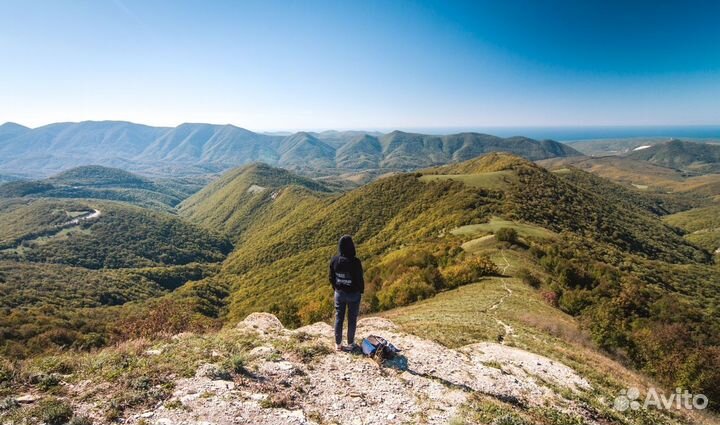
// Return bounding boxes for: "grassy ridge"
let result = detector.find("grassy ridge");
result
[179,163,332,239]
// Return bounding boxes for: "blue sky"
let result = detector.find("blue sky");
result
[0,0,718,130]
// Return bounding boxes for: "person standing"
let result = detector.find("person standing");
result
[329,235,364,351]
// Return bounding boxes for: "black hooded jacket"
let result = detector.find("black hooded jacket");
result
[329,235,364,293]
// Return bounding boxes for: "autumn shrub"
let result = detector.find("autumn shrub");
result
[113,299,217,340]
[297,296,333,325]
[540,290,559,307]
[441,255,498,289]
[376,270,436,310]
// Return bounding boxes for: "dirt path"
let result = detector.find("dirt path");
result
[489,281,515,344]
[499,249,512,275]
[489,281,513,312]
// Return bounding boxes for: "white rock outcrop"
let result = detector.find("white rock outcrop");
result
[124,314,595,425]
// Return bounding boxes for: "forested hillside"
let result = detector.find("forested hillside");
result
[0,165,201,210]
[0,199,231,268]
[0,196,232,357]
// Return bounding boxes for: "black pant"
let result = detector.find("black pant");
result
[334,290,361,345]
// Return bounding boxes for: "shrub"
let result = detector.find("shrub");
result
[0,360,14,384]
[164,399,185,410]
[113,299,217,340]
[224,354,247,374]
[260,392,294,409]
[492,414,529,425]
[540,290,559,307]
[33,356,76,375]
[69,416,94,425]
[294,341,332,363]
[495,227,518,243]
[298,298,333,325]
[376,270,435,310]
[558,289,593,316]
[516,268,541,288]
[441,255,499,289]
[37,373,61,391]
[33,398,74,425]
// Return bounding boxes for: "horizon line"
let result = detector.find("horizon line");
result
[4,120,720,134]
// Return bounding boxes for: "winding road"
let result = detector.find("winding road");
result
[1,208,102,254]
[62,209,101,226]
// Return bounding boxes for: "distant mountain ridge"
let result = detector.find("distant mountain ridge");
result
[0,121,580,177]
[626,139,720,173]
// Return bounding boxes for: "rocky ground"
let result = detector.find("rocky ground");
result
[70,312,599,425]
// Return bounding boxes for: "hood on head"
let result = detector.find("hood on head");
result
[338,235,356,258]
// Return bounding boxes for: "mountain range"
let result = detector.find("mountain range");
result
[0,121,580,177]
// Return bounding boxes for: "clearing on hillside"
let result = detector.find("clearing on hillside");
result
[418,169,516,190]
[451,217,557,240]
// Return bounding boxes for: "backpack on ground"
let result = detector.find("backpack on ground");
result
[361,335,400,364]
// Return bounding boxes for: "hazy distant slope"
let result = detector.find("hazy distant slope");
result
[627,139,720,173]
[0,122,30,142]
[538,155,720,203]
[0,121,167,175]
[277,132,336,169]
[179,163,331,239]
[51,165,149,186]
[334,134,383,169]
[538,155,686,185]
[139,123,281,164]
[0,121,581,177]
[378,131,581,168]
[0,121,165,159]
[311,130,384,148]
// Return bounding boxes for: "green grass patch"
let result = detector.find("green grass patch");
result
[451,217,556,240]
[419,170,515,190]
